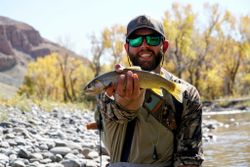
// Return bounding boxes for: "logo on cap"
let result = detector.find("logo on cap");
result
[136,16,151,26]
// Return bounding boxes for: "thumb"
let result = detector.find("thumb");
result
[115,64,125,73]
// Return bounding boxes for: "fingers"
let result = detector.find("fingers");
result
[125,71,133,97]
[132,73,140,96]
[113,68,144,111]
[116,74,126,97]
[113,64,142,99]
[116,71,140,98]
[105,64,125,97]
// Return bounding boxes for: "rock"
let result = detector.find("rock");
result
[0,25,14,55]
[30,48,51,59]
[87,151,99,159]
[85,159,97,167]
[65,142,82,152]
[43,163,64,167]
[64,153,78,160]
[29,153,43,160]
[0,153,9,163]
[0,122,13,128]
[5,133,15,139]
[53,154,63,162]
[0,141,10,148]
[81,148,90,158]
[61,159,81,167]
[50,147,72,156]
[9,153,17,162]
[0,105,110,167]
[40,158,52,164]
[17,148,30,159]
[11,159,26,167]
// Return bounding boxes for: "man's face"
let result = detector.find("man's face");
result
[125,29,165,71]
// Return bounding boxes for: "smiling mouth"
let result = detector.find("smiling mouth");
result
[139,53,153,61]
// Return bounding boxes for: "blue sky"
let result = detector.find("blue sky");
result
[1,0,249,57]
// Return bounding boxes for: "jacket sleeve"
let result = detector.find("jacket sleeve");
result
[96,93,139,124]
[173,86,204,167]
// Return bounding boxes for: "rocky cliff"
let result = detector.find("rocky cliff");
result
[0,16,47,71]
[0,16,87,95]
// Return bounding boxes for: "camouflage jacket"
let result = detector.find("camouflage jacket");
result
[95,68,204,167]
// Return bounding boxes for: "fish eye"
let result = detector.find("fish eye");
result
[86,84,90,89]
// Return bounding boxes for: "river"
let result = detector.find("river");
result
[203,110,250,167]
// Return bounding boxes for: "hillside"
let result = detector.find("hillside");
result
[0,16,89,98]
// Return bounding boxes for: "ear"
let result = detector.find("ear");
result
[162,40,169,53]
[124,43,129,53]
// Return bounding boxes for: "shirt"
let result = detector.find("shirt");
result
[95,68,204,167]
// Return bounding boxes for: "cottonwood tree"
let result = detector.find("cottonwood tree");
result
[19,53,93,102]
[102,25,127,67]
[163,3,196,79]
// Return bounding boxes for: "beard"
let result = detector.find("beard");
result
[128,49,164,71]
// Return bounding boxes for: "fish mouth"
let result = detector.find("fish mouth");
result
[84,91,98,96]
[84,86,104,96]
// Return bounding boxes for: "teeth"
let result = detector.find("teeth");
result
[140,54,151,58]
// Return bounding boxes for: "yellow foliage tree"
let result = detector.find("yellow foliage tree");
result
[18,53,94,102]
[102,24,127,67]
[163,3,196,79]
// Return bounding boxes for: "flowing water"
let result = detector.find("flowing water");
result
[203,110,250,167]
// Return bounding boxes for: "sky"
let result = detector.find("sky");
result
[1,0,249,58]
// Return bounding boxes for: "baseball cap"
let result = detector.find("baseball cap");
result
[126,15,165,39]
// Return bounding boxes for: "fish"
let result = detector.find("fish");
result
[83,67,184,103]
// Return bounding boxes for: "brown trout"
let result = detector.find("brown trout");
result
[83,67,184,103]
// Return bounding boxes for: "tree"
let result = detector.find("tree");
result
[18,53,93,102]
[237,15,250,95]
[163,3,196,79]
[162,3,250,99]
[102,25,127,67]
[88,33,106,77]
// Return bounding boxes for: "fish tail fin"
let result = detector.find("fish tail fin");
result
[168,84,184,103]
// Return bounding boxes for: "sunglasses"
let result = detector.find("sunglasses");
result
[126,34,163,47]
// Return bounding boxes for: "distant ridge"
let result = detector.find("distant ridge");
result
[0,16,89,97]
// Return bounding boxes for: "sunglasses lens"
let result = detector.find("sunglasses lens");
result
[127,34,162,47]
[129,36,143,47]
[146,36,162,46]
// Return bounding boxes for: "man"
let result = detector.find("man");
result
[96,15,204,167]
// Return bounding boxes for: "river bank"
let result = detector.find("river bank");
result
[0,105,108,167]
[0,104,249,167]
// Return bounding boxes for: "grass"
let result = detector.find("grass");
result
[0,95,96,122]
[0,109,8,122]
[213,96,250,109]
[0,82,18,99]
[0,95,94,113]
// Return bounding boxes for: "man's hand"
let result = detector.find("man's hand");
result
[106,64,145,111]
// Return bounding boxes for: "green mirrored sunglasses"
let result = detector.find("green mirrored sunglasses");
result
[126,34,163,47]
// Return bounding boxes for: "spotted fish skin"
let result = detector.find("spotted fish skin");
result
[83,68,184,103]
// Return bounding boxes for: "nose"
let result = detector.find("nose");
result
[140,38,149,48]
